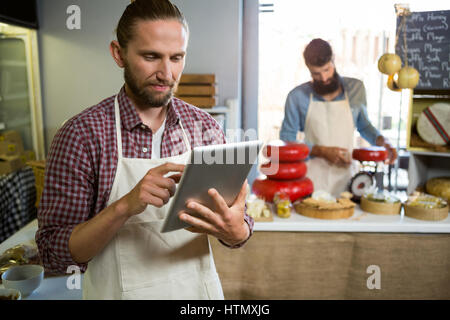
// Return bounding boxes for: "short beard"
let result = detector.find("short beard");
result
[312,70,340,95]
[124,63,174,108]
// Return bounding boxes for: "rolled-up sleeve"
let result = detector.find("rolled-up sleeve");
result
[218,204,254,249]
[35,121,95,274]
[280,91,301,142]
[280,89,315,157]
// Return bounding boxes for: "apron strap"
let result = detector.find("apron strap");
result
[178,120,192,152]
[114,96,123,161]
[343,90,349,102]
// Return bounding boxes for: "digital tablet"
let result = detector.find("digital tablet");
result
[161,140,263,233]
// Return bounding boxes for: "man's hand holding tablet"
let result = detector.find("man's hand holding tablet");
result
[179,179,250,247]
[160,140,262,242]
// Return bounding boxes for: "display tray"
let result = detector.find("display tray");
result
[253,214,274,222]
[360,197,401,215]
[252,205,450,233]
[294,203,354,220]
[409,132,450,153]
[404,204,449,221]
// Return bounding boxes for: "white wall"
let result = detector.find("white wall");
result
[173,0,243,108]
[37,0,243,152]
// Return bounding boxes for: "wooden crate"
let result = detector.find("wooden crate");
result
[406,92,450,154]
[180,74,216,84]
[178,96,218,107]
[176,85,216,96]
[175,74,218,108]
[27,160,46,207]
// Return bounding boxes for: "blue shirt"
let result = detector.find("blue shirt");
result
[280,76,380,153]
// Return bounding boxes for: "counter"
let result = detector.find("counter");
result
[1,206,449,300]
[255,206,450,233]
[210,205,450,299]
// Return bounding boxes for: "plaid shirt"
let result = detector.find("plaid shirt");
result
[36,86,254,274]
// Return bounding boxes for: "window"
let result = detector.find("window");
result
[258,0,449,190]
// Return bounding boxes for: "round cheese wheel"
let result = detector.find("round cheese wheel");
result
[251,176,314,202]
[352,147,388,162]
[259,161,307,180]
[263,140,310,162]
[426,177,450,202]
[417,103,450,146]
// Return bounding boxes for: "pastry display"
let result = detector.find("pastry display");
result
[360,191,402,215]
[0,244,41,283]
[294,190,356,220]
[404,193,448,221]
[426,177,450,202]
[246,198,273,222]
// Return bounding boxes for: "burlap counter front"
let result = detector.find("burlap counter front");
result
[210,232,450,299]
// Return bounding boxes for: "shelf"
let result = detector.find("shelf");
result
[0,92,29,102]
[408,150,450,158]
[200,106,229,114]
[1,117,31,129]
[408,152,450,194]
[254,206,450,233]
[406,95,450,155]
[0,60,27,67]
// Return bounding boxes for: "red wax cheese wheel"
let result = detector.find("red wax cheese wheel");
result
[260,161,307,180]
[252,177,314,202]
[263,140,309,162]
[352,147,388,162]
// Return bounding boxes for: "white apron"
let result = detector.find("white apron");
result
[82,95,224,300]
[304,92,355,197]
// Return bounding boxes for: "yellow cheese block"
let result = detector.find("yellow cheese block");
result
[426,177,450,202]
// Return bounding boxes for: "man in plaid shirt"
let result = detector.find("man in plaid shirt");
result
[36,0,253,299]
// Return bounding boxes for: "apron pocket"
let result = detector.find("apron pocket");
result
[116,220,213,295]
[121,275,212,300]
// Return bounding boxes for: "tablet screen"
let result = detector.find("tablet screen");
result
[161,140,262,233]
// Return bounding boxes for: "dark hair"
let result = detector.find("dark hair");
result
[303,38,333,67]
[116,0,189,48]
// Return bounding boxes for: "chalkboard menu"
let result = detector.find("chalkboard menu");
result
[395,10,450,91]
